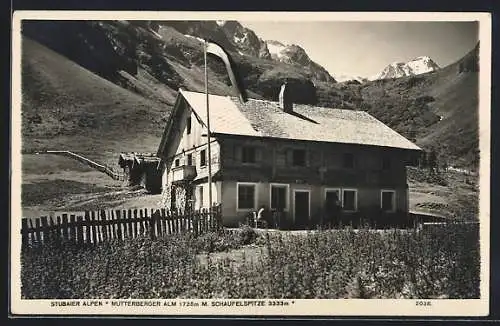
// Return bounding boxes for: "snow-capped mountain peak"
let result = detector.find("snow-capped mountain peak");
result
[371,56,440,80]
[215,20,226,27]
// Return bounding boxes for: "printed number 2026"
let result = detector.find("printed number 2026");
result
[416,301,431,306]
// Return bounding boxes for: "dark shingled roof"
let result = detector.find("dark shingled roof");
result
[118,152,161,167]
[180,89,421,151]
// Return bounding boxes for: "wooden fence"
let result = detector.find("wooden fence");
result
[21,206,222,247]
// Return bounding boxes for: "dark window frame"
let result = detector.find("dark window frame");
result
[187,153,193,166]
[343,153,355,169]
[270,184,288,211]
[382,156,391,170]
[200,149,207,167]
[342,189,357,212]
[242,146,257,164]
[174,158,180,167]
[381,190,396,212]
[237,183,256,210]
[292,149,307,167]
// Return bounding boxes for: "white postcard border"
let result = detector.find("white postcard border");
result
[10,10,492,317]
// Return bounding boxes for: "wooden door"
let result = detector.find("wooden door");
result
[294,191,310,229]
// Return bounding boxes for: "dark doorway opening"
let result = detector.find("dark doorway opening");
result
[294,191,310,229]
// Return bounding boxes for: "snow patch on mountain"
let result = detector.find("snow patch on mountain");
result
[406,56,438,75]
[333,73,368,83]
[216,20,226,27]
[233,32,248,44]
[265,40,288,60]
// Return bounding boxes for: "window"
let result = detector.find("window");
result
[198,186,204,209]
[292,149,307,167]
[343,153,355,169]
[342,189,357,211]
[174,158,180,167]
[382,156,391,170]
[200,149,207,166]
[187,153,193,166]
[186,117,192,135]
[270,184,288,211]
[325,188,341,210]
[237,183,256,210]
[381,190,396,212]
[242,146,256,163]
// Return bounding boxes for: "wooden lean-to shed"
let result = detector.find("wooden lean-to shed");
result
[118,152,164,194]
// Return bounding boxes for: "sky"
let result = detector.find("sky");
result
[240,21,478,78]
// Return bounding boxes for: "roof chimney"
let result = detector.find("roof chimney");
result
[279,81,293,113]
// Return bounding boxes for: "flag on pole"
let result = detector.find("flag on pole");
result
[205,40,248,103]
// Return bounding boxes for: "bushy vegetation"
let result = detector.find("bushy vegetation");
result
[407,167,449,187]
[22,224,480,299]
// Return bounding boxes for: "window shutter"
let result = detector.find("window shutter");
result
[235,145,242,162]
[255,147,263,162]
[285,149,293,166]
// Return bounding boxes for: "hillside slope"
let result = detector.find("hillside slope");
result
[21,37,169,160]
[358,44,479,167]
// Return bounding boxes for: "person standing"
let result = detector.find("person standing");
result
[257,205,269,228]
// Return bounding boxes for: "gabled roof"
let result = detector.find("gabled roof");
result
[118,152,161,167]
[178,89,422,151]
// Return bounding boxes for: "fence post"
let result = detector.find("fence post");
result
[49,215,57,243]
[69,215,77,242]
[90,211,97,244]
[179,210,187,233]
[100,210,108,241]
[21,218,29,248]
[62,214,69,242]
[166,209,172,235]
[84,211,91,244]
[150,209,157,240]
[40,216,49,244]
[122,209,128,239]
[33,218,41,244]
[171,209,176,234]
[110,210,116,239]
[144,209,150,237]
[193,211,199,236]
[56,215,62,241]
[133,209,138,238]
[127,209,133,239]
[176,208,182,234]
[160,208,166,237]
[139,209,144,236]
[76,216,84,244]
[115,210,122,241]
[122,209,127,240]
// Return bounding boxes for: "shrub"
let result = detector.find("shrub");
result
[237,224,258,246]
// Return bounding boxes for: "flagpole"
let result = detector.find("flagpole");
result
[204,40,213,217]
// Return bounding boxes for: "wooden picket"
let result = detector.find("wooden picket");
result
[20,205,222,247]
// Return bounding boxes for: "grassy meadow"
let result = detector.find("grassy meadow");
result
[21,225,480,299]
